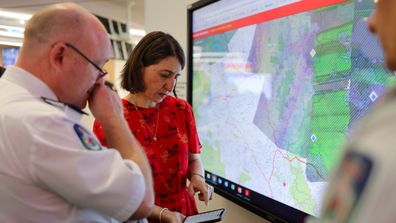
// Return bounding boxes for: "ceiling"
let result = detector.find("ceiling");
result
[0,0,145,46]
[0,0,145,28]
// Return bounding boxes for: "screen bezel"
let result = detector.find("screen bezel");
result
[187,1,311,222]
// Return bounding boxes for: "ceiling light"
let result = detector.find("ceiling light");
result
[0,40,22,47]
[0,25,24,33]
[129,28,146,36]
[0,30,23,38]
[0,10,31,21]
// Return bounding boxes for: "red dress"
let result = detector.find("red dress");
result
[93,96,202,221]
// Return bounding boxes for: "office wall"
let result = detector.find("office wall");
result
[145,1,268,222]
[144,0,193,100]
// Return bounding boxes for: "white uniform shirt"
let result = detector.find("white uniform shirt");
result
[307,89,396,223]
[0,66,146,223]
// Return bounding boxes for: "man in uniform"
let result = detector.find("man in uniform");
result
[0,2,154,222]
[308,0,396,222]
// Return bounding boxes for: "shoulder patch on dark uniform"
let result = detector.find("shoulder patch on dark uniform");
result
[321,150,373,222]
[73,124,102,151]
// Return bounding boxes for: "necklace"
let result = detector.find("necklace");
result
[133,103,160,142]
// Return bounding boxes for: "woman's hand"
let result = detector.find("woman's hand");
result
[162,210,185,223]
[187,174,214,205]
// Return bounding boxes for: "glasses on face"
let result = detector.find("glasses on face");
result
[65,43,108,79]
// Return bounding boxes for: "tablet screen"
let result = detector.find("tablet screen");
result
[183,208,225,223]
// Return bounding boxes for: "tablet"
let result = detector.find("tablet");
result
[183,208,225,223]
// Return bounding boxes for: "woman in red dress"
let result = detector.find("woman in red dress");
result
[93,31,213,223]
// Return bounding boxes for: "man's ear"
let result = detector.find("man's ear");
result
[49,43,67,72]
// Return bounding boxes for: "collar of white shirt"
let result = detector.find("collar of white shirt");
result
[3,65,57,100]
[2,65,85,120]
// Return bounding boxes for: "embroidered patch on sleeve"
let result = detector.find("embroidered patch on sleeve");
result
[73,124,102,151]
[321,150,373,223]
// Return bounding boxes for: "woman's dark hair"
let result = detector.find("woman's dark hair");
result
[120,31,185,96]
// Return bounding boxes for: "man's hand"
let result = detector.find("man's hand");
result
[88,79,123,124]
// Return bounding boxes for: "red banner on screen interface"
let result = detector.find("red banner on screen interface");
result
[193,0,348,40]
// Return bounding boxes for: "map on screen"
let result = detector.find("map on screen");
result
[191,0,396,217]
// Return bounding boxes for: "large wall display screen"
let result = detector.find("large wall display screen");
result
[188,0,395,222]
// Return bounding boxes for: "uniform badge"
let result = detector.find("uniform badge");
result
[321,150,373,222]
[73,124,102,151]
